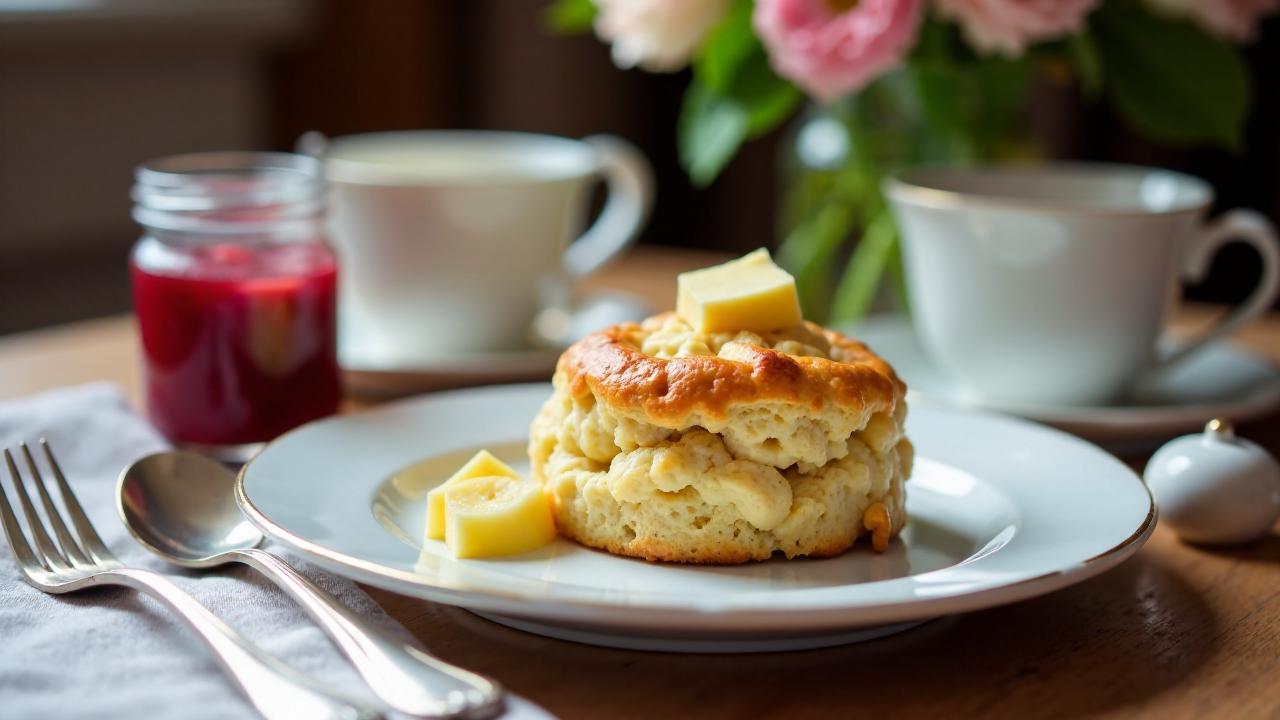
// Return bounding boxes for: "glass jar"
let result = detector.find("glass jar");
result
[130,152,342,459]
[775,83,928,325]
[776,70,1040,324]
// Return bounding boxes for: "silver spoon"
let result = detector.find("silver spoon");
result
[117,450,504,720]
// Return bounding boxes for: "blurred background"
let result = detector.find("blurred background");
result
[2,0,1277,334]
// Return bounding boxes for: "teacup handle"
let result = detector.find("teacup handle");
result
[1157,210,1280,368]
[563,135,655,278]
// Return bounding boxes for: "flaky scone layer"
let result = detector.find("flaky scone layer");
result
[529,385,910,563]
[529,315,912,564]
[553,313,906,469]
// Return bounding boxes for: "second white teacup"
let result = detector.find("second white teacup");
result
[886,163,1280,407]
[317,130,653,362]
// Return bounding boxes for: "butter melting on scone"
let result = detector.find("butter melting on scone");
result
[528,250,912,564]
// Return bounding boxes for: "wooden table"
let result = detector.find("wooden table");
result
[2,246,1278,719]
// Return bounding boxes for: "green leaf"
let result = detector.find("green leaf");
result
[1094,0,1249,151]
[734,52,802,137]
[910,67,969,135]
[680,42,799,186]
[680,0,800,186]
[695,0,801,130]
[909,17,970,69]
[542,0,596,34]
[909,56,1033,159]
[1066,30,1103,98]
[678,80,750,187]
[776,202,856,322]
[829,212,898,323]
[974,59,1034,123]
[695,0,755,92]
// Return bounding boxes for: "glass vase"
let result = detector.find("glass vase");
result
[776,69,1039,326]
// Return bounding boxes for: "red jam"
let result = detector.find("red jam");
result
[131,238,342,446]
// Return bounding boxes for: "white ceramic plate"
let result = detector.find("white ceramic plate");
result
[849,315,1280,449]
[237,383,1155,653]
[341,292,650,398]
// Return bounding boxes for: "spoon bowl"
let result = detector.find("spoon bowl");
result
[116,449,506,718]
[118,451,264,567]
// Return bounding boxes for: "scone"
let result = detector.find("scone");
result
[528,312,912,564]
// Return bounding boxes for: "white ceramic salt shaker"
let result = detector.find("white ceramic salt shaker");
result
[1144,419,1280,545]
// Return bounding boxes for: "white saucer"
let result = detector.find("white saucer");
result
[848,315,1280,448]
[238,383,1154,653]
[340,291,651,398]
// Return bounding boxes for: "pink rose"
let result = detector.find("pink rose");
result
[594,0,731,72]
[1146,0,1278,42]
[754,0,925,103]
[935,0,1099,56]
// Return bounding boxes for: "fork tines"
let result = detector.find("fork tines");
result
[0,440,115,583]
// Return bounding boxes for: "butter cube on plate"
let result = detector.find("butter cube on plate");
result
[425,449,519,540]
[676,248,802,333]
[444,475,556,559]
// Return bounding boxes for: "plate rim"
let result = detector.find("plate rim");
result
[236,383,1156,630]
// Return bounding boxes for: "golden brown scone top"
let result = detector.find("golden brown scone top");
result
[555,312,906,426]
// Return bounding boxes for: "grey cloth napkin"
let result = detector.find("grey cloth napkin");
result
[0,383,550,720]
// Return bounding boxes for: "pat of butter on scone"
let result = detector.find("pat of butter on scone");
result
[444,475,556,559]
[425,449,519,541]
[676,248,802,334]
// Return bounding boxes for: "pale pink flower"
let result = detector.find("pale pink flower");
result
[935,0,1099,56]
[754,0,925,103]
[1146,0,1278,42]
[594,0,731,72]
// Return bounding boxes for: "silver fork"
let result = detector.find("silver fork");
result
[0,440,381,720]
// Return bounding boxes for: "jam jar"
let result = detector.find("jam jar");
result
[130,152,342,459]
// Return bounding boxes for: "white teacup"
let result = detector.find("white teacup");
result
[314,130,653,361]
[886,163,1280,406]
